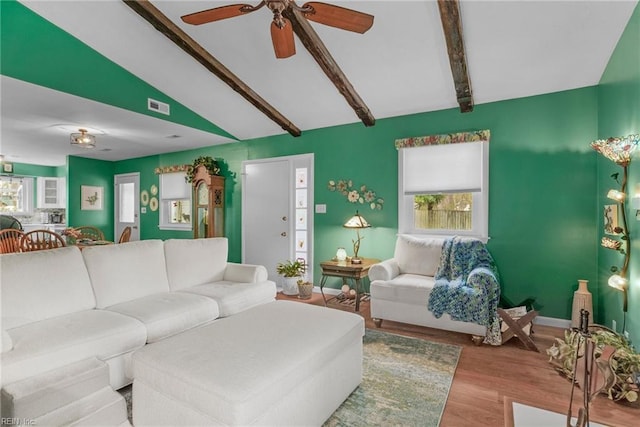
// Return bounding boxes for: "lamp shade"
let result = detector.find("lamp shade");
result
[591,134,639,166]
[343,211,370,229]
[70,129,96,148]
[607,189,626,202]
[608,274,628,291]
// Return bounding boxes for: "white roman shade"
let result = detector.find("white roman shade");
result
[401,141,485,195]
[160,172,190,199]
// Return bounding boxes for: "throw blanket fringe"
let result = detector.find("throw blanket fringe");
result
[427,237,502,345]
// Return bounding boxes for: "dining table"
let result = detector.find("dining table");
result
[74,239,114,250]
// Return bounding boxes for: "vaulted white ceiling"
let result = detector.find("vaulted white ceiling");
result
[2,0,637,166]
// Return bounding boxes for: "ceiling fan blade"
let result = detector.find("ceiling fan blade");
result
[302,2,373,34]
[271,20,295,59]
[181,4,254,25]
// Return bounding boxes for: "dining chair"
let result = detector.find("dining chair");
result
[118,226,132,244]
[21,229,66,252]
[0,229,24,254]
[74,226,105,241]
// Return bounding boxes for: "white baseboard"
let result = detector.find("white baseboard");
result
[307,290,573,330]
[533,316,571,329]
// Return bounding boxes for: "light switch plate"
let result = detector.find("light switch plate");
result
[315,204,327,213]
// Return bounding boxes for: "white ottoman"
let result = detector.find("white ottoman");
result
[132,301,364,426]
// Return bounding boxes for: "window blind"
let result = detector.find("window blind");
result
[402,141,484,194]
[160,172,190,199]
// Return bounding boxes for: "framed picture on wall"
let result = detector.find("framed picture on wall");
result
[81,185,104,210]
[604,204,619,234]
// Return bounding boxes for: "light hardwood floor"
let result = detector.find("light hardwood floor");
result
[277,292,639,426]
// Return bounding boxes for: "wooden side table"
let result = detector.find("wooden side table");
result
[319,258,379,312]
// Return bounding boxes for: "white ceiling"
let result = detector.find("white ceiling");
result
[1,0,637,166]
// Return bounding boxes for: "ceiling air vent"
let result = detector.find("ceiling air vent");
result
[148,98,170,116]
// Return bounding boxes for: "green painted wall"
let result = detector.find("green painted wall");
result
[0,0,235,140]
[110,86,599,321]
[66,156,115,240]
[114,145,249,258]
[9,162,57,178]
[597,3,640,344]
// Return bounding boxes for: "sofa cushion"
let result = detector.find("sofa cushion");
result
[180,281,277,317]
[0,247,96,329]
[370,273,436,305]
[164,238,229,291]
[2,330,12,353]
[1,357,109,420]
[394,235,444,276]
[223,263,269,283]
[106,293,220,343]
[82,240,170,308]
[1,310,146,387]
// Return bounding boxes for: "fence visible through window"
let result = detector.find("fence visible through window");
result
[414,209,471,230]
[413,193,472,231]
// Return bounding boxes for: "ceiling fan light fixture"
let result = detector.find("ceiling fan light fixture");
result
[70,128,96,149]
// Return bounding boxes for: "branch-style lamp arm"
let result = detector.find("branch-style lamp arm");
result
[619,165,630,277]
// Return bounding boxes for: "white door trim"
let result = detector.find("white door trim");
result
[114,172,140,241]
[241,154,314,281]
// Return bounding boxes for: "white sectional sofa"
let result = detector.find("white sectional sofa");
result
[369,234,487,339]
[0,238,276,390]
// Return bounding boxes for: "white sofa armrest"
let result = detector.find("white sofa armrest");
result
[223,263,269,283]
[369,259,400,282]
[2,329,13,353]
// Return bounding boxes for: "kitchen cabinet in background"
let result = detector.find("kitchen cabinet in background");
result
[37,177,66,209]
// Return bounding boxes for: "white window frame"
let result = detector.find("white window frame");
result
[0,176,34,216]
[159,171,192,231]
[398,141,489,241]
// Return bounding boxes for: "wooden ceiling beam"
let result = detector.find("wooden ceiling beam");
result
[283,7,375,127]
[123,0,301,137]
[437,0,474,113]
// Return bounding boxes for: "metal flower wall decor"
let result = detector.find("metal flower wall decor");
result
[328,179,384,210]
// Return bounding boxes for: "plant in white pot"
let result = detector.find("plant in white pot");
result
[276,259,307,296]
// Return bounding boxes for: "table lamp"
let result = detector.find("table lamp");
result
[343,211,370,264]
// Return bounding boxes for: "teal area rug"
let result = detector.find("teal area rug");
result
[324,329,461,427]
[120,329,461,426]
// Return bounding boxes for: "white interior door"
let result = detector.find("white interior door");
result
[114,173,140,241]
[242,155,314,286]
[242,160,290,284]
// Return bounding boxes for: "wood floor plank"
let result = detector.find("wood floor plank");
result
[277,293,639,426]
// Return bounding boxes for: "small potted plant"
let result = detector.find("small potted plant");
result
[276,259,307,295]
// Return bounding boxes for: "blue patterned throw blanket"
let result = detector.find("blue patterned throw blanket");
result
[427,236,502,345]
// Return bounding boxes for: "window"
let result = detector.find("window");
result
[159,172,191,230]
[0,176,34,215]
[398,140,489,240]
[118,182,135,224]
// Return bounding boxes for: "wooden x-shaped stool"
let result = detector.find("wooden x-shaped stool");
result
[498,308,539,352]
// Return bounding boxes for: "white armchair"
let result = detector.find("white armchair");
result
[369,235,486,340]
